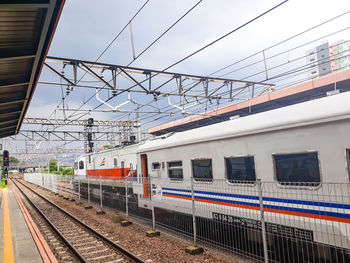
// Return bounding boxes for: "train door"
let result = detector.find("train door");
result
[141,154,149,198]
[93,157,96,178]
[121,161,125,178]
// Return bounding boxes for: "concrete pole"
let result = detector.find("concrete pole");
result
[136,111,141,142]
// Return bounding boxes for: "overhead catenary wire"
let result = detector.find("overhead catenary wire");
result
[64,0,288,125]
[62,0,204,120]
[117,15,350,126]
[34,0,204,150]
[29,0,151,151]
[110,7,350,126]
[137,44,350,128]
[50,26,350,146]
[47,0,151,120]
[33,2,350,151]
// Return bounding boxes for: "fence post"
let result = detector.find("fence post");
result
[61,175,63,195]
[51,174,53,192]
[99,175,103,209]
[78,178,81,202]
[58,175,61,195]
[88,177,91,204]
[150,176,155,230]
[257,179,269,263]
[125,177,129,220]
[190,177,197,246]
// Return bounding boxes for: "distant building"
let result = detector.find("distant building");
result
[330,40,350,72]
[306,40,350,78]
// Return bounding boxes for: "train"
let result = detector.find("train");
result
[74,91,350,262]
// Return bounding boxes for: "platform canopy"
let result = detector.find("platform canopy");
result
[0,0,65,138]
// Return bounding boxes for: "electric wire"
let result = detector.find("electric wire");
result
[63,0,288,127]
[61,0,204,120]
[28,3,350,151]
[130,9,350,122]
[47,0,151,120]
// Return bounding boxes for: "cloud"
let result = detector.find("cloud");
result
[8,0,350,154]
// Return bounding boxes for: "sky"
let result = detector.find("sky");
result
[4,0,350,161]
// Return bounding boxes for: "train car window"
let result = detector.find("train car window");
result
[225,156,256,183]
[114,158,118,168]
[89,155,91,164]
[79,160,84,170]
[192,159,213,181]
[74,162,78,170]
[167,161,183,180]
[273,152,320,186]
[152,162,160,171]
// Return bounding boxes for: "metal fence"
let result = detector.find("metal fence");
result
[24,173,350,263]
[23,172,74,197]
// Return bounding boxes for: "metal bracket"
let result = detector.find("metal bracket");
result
[168,96,197,114]
[96,89,136,111]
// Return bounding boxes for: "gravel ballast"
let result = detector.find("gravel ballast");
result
[20,179,254,263]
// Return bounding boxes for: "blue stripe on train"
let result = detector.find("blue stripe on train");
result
[162,191,350,220]
[158,187,350,210]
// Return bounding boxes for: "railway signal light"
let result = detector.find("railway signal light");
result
[88,142,94,152]
[2,150,9,187]
[3,150,9,166]
[87,118,94,126]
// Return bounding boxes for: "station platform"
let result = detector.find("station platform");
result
[0,184,56,263]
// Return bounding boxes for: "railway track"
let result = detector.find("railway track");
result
[12,179,145,263]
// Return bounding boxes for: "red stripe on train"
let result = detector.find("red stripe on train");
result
[86,168,136,179]
[163,194,350,224]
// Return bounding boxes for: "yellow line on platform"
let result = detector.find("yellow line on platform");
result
[3,189,14,263]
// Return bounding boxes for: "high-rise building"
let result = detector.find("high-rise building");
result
[330,40,350,72]
[305,40,350,78]
[305,42,332,79]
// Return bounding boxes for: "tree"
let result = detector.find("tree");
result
[103,145,114,149]
[0,154,20,166]
[63,168,73,175]
[9,156,19,166]
[49,159,58,172]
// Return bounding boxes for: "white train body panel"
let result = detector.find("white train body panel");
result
[137,91,350,248]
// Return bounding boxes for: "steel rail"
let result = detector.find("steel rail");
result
[13,179,146,263]
[11,179,87,263]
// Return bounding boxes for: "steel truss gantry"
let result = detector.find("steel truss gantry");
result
[17,118,139,144]
[13,130,127,142]
[10,148,83,155]
[42,56,274,103]
[23,117,137,128]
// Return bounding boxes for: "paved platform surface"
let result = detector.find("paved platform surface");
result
[0,186,43,263]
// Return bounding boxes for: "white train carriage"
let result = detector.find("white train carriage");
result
[135,91,350,259]
[74,143,138,181]
[73,143,140,209]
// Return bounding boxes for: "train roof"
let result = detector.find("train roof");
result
[138,91,350,153]
[77,142,140,159]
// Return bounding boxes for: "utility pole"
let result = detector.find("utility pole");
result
[136,111,141,142]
